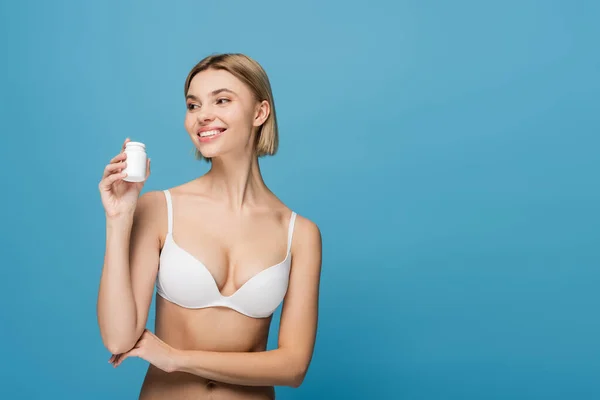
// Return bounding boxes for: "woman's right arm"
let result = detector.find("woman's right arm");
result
[96,139,159,354]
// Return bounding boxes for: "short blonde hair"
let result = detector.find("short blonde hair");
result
[184,53,279,162]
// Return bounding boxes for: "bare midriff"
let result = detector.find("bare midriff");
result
[138,296,276,400]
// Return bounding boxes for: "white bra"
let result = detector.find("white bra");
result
[156,190,296,318]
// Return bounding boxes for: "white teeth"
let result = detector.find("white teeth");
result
[199,129,223,137]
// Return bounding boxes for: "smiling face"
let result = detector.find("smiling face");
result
[184,68,270,161]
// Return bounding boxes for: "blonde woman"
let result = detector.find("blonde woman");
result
[97,53,322,399]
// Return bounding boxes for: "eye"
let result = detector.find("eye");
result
[187,103,199,110]
[216,98,230,105]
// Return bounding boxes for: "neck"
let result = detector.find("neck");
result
[204,152,267,212]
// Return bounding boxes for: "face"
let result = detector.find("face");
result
[184,68,269,160]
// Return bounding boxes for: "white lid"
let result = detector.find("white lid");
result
[126,141,146,149]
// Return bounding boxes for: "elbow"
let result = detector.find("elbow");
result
[104,341,133,354]
[101,335,137,355]
[288,364,308,388]
[105,341,133,355]
[283,351,310,388]
[98,322,140,354]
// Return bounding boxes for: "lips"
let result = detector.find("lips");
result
[197,126,226,135]
[197,127,226,142]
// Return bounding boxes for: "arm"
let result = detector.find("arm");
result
[173,216,322,387]
[97,191,162,354]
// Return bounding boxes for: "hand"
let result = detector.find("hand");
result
[109,329,179,373]
[98,138,151,219]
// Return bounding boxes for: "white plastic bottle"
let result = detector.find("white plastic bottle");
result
[122,142,147,182]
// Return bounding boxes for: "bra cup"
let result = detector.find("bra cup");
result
[156,234,292,318]
[157,237,222,306]
[228,259,292,318]
[156,190,296,318]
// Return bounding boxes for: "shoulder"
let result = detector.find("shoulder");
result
[137,190,167,213]
[137,184,192,210]
[293,214,321,239]
[291,213,322,255]
[288,214,322,282]
[133,190,169,232]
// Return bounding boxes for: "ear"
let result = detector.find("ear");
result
[252,100,270,127]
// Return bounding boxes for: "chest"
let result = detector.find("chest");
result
[167,211,290,294]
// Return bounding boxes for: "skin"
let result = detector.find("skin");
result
[97,68,322,399]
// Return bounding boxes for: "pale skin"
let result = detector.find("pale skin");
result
[97,68,322,399]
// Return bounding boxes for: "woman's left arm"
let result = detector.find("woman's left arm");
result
[111,217,322,388]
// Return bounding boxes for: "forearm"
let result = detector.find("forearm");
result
[97,215,139,353]
[173,348,306,388]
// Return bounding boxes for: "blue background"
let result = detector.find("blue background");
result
[1,1,598,398]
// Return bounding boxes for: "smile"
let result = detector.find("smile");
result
[198,128,226,142]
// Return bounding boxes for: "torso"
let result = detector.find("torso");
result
[139,180,293,399]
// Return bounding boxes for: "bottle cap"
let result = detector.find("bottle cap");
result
[126,141,146,149]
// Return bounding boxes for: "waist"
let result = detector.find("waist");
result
[140,366,276,400]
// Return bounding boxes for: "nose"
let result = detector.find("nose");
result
[197,105,215,124]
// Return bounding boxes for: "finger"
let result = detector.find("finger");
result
[102,161,127,179]
[108,354,116,363]
[121,138,130,153]
[99,171,127,191]
[115,349,140,367]
[100,170,127,189]
[113,353,123,367]
[115,353,125,366]
[145,158,151,179]
[101,153,127,181]
[109,152,127,164]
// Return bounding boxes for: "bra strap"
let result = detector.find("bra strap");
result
[286,211,297,255]
[163,190,173,234]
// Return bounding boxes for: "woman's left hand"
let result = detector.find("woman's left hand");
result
[109,329,179,373]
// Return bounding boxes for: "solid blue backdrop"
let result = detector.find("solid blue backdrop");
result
[0,1,598,399]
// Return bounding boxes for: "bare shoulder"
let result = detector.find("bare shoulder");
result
[291,214,322,257]
[293,214,321,239]
[133,190,169,241]
[136,190,167,216]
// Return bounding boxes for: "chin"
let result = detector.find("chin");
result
[195,146,226,159]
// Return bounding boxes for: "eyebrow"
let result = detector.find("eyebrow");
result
[186,88,237,101]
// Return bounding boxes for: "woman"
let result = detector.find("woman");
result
[97,53,322,399]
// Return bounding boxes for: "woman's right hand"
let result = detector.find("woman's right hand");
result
[99,138,151,219]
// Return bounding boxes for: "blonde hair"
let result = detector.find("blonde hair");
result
[184,53,279,162]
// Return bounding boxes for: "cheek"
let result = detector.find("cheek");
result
[224,106,253,127]
[220,107,237,122]
[184,114,195,132]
